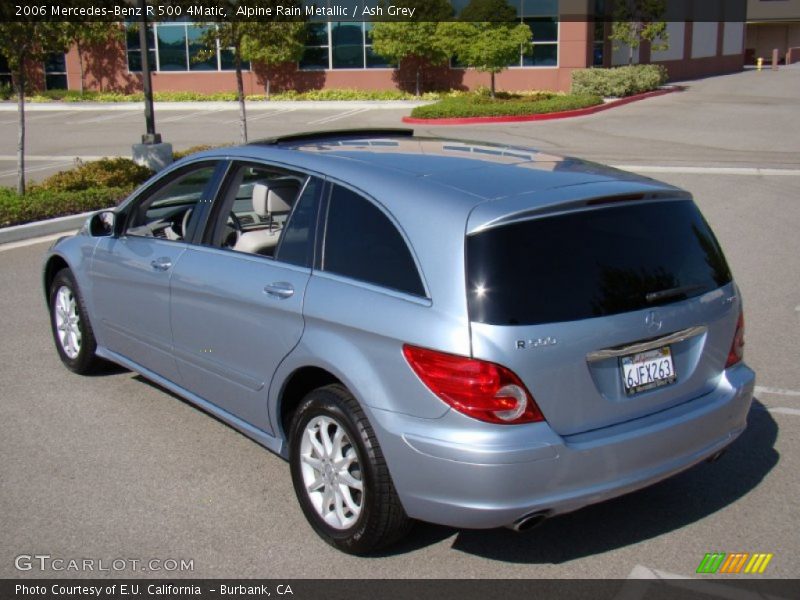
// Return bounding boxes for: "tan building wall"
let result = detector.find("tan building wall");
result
[746,0,800,62]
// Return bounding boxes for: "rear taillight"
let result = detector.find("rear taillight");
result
[402,345,544,425]
[725,311,745,368]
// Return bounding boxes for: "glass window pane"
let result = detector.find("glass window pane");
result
[188,25,216,71]
[523,43,558,66]
[522,0,558,16]
[525,17,558,42]
[219,48,249,71]
[366,47,391,68]
[305,22,329,45]
[300,47,328,70]
[331,22,364,69]
[44,53,66,74]
[276,178,320,268]
[126,23,154,51]
[324,185,425,296]
[127,49,157,73]
[467,201,732,325]
[127,166,218,239]
[157,24,188,71]
[45,74,67,90]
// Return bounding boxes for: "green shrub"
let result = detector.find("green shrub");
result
[0,83,14,100]
[0,186,130,227]
[36,158,152,192]
[571,64,668,98]
[410,92,601,119]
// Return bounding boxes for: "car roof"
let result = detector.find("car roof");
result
[186,130,685,231]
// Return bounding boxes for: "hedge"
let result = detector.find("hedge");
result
[571,64,668,98]
[23,88,443,103]
[0,187,130,228]
[36,158,152,192]
[409,92,602,119]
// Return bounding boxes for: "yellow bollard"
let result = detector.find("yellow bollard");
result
[757,57,763,71]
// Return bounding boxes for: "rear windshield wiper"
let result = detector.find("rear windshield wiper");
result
[645,284,706,304]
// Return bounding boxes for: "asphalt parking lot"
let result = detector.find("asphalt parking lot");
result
[1,66,798,580]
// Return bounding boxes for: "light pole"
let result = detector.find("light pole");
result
[132,0,172,170]
[139,0,159,144]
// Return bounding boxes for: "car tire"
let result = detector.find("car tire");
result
[49,268,102,375]
[289,384,412,554]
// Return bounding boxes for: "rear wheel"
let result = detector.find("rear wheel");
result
[49,268,102,374]
[289,384,412,554]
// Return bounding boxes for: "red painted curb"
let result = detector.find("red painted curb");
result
[401,87,680,125]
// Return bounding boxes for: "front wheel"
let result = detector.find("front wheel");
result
[49,268,102,374]
[289,384,412,554]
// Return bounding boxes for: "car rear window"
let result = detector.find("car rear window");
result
[467,200,732,325]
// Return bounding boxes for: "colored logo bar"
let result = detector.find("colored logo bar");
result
[696,553,774,574]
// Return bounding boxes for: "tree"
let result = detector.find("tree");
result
[240,20,306,100]
[370,0,454,96]
[0,22,70,195]
[64,22,124,93]
[195,22,251,143]
[439,0,532,97]
[609,0,669,65]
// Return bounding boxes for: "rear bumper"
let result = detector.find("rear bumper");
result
[369,364,754,529]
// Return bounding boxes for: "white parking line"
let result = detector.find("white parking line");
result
[307,107,370,125]
[767,407,800,416]
[247,107,298,123]
[0,160,73,177]
[223,107,296,124]
[0,154,107,162]
[0,232,70,252]
[613,165,800,177]
[69,111,139,125]
[161,107,227,123]
[620,565,791,600]
[755,386,800,397]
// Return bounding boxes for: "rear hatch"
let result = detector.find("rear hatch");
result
[467,196,740,436]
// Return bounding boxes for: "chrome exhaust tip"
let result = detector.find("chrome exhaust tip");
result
[509,511,549,533]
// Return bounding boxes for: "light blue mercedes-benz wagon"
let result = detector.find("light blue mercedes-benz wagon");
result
[44,130,754,554]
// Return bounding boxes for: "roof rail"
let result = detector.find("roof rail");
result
[249,128,415,146]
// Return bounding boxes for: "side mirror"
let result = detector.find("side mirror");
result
[89,211,116,237]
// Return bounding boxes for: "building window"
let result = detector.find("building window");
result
[299,22,330,70]
[300,21,391,70]
[518,0,559,67]
[126,22,249,72]
[44,53,68,90]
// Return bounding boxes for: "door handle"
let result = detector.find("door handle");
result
[150,258,172,271]
[264,282,294,299]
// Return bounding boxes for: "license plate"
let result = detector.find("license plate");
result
[620,346,676,395]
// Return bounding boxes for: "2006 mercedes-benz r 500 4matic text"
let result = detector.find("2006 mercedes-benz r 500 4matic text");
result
[44,130,754,554]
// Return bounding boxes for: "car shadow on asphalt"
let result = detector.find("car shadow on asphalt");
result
[381,399,779,560]
[127,371,779,562]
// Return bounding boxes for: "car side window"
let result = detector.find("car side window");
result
[323,185,425,297]
[211,163,306,258]
[125,165,217,242]
[274,178,321,268]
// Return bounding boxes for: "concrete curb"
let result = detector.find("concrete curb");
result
[402,87,681,125]
[0,211,93,245]
[0,100,431,112]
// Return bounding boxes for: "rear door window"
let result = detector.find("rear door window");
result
[467,199,732,325]
[323,185,425,297]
